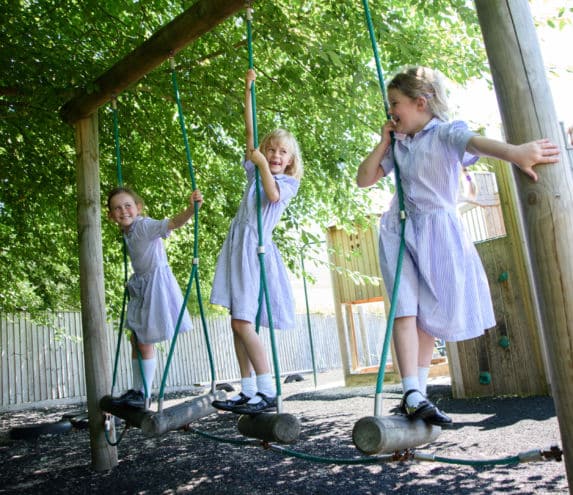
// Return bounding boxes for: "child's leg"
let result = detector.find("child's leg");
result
[231,319,271,375]
[417,328,435,395]
[132,336,156,398]
[393,316,426,409]
[393,316,419,378]
[232,333,257,398]
[230,319,276,412]
[111,335,152,408]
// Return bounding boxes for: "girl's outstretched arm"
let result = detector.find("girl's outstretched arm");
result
[168,189,203,231]
[466,136,560,182]
[244,69,256,159]
[356,121,393,188]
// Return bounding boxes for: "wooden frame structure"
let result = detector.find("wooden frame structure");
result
[62,0,573,485]
[63,0,247,471]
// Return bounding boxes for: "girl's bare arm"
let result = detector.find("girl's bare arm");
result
[466,136,559,181]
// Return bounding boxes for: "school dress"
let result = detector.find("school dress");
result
[124,216,193,344]
[378,118,496,342]
[210,159,300,330]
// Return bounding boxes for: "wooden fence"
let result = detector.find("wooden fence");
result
[0,311,385,411]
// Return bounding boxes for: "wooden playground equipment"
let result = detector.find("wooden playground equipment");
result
[448,166,550,398]
[61,0,573,484]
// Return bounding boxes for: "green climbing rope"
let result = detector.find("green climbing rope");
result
[300,240,324,389]
[245,5,284,405]
[361,0,407,415]
[157,56,218,408]
[109,98,149,400]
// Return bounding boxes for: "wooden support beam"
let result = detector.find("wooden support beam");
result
[352,416,441,455]
[60,0,247,124]
[237,413,301,444]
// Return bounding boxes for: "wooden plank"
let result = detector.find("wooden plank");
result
[14,315,22,405]
[23,317,33,403]
[2,315,12,405]
[345,304,359,370]
[60,0,247,124]
[0,315,6,405]
[71,313,83,398]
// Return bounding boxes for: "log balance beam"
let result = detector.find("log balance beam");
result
[238,412,301,444]
[100,390,227,437]
[353,415,441,455]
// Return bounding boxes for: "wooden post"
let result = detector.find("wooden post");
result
[75,113,118,471]
[475,0,573,485]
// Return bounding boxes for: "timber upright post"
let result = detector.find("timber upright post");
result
[75,113,118,470]
[62,0,249,470]
[475,0,573,486]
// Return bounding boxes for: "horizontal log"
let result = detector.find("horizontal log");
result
[237,412,301,444]
[100,390,226,436]
[140,390,226,437]
[100,395,154,428]
[352,415,441,455]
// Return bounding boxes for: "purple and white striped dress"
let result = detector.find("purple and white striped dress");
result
[210,159,300,330]
[124,216,193,344]
[379,118,495,342]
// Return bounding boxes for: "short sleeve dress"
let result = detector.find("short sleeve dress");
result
[210,159,300,330]
[378,118,495,342]
[124,216,193,344]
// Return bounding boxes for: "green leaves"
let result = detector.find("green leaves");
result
[1,0,494,313]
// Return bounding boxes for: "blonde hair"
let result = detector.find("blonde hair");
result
[259,129,304,180]
[107,186,144,211]
[388,66,450,121]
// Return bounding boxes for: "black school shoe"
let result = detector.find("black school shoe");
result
[212,392,251,412]
[232,392,277,415]
[424,406,453,427]
[110,389,145,408]
[400,389,437,420]
[399,389,453,427]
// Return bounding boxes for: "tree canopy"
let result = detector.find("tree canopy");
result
[1,0,494,315]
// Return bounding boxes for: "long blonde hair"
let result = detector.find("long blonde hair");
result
[388,66,450,122]
[259,129,304,180]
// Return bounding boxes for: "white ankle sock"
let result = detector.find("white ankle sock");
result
[255,373,276,398]
[140,358,156,398]
[418,367,430,396]
[131,359,143,391]
[402,376,424,407]
[238,374,256,399]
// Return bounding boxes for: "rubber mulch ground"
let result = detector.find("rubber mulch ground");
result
[0,371,568,494]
